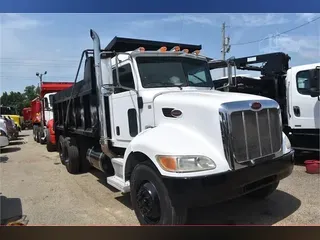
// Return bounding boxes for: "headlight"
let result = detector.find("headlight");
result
[283,133,291,151]
[156,155,216,172]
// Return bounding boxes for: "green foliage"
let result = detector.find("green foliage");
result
[0,85,40,115]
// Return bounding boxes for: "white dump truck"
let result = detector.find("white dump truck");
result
[53,30,294,225]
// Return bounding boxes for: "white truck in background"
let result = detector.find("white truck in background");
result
[210,53,320,154]
[52,30,294,225]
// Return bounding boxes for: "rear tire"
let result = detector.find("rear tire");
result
[130,162,187,225]
[246,181,279,199]
[65,138,80,174]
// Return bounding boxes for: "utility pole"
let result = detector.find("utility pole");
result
[35,71,47,139]
[221,22,231,77]
[36,71,47,94]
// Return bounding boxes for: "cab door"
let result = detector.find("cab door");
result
[288,66,320,129]
[110,62,140,148]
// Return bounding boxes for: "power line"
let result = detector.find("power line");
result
[231,15,320,46]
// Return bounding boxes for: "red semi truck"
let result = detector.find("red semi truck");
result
[32,82,73,151]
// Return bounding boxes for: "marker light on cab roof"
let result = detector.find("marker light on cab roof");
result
[135,47,145,52]
[158,46,167,52]
[193,50,200,55]
[183,49,189,53]
[171,46,180,52]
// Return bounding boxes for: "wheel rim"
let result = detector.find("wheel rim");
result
[136,181,161,224]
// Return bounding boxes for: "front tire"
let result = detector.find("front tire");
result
[246,181,279,199]
[130,162,187,225]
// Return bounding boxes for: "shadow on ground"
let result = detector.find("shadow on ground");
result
[17,134,29,138]
[0,155,9,163]
[0,195,26,225]
[186,190,301,225]
[294,151,320,166]
[9,141,25,146]
[0,147,21,154]
[89,168,119,193]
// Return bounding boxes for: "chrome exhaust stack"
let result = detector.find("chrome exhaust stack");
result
[90,29,115,159]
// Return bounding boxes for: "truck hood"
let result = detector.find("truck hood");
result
[152,89,275,153]
[153,89,271,112]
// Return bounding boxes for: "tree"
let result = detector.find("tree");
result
[0,85,40,115]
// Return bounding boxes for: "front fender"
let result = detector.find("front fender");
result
[123,123,231,178]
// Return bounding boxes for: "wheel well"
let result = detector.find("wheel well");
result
[124,152,158,181]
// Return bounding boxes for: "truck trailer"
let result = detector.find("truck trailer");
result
[53,30,294,225]
[209,53,320,154]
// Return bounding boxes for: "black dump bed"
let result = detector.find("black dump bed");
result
[53,56,100,138]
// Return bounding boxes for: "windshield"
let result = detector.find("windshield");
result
[136,56,213,88]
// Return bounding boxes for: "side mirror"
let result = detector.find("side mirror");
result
[309,67,320,98]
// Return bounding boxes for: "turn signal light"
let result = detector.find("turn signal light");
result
[158,156,177,171]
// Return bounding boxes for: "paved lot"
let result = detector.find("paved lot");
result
[1,130,319,225]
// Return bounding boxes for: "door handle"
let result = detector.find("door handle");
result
[293,106,300,117]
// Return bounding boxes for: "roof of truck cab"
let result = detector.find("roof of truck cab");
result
[104,36,202,52]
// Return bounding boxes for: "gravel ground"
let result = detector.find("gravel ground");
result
[0,130,319,225]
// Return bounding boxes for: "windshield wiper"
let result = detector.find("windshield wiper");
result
[146,82,184,90]
[189,73,206,83]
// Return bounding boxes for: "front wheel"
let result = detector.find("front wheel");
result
[130,162,187,225]
[46,131,56,152]
[246,181,279,199]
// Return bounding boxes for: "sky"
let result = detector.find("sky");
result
[0,13,320,94]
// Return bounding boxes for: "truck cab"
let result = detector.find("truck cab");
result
[43,92,55,126]
[286,63,320,152]
[53,30,294,225]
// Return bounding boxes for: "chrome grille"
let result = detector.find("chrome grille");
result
[219,100,282,166]
[230,108,281,162]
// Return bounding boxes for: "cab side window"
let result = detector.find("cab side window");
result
[296,70,311,95]
[112,64,135,94]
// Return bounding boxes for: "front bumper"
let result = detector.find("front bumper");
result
[162,150,294,208]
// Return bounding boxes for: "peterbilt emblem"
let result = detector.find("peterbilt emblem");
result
[251,102,262,110]
[171,109,182,118]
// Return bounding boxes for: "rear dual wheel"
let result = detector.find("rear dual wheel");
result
[58,136,80,174]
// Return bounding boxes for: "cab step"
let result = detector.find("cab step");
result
[106,176,130,193]
[106,157,130,193]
